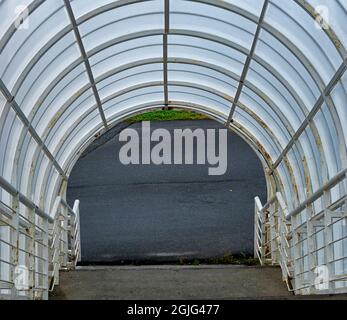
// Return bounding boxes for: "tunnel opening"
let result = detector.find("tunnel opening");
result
[67,108,267,265]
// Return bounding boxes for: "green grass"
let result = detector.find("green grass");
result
[178,253,259,266]
[125,110,210,124]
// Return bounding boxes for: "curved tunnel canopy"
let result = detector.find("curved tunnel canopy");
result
[0,0,346,216]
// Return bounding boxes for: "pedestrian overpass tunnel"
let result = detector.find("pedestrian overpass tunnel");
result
[0,0,346,298]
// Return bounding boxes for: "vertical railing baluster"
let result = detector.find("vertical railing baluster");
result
[61,204,68,268]
[306,204,316,294]
[27,206,35,299]
[323,190,334,293]
[292,218,302,294]
[10,194,19,298]
[42,217,49,300]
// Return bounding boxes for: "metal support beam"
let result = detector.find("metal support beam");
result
[163,0,170,109]
[225,0,269,126]
[0,79,68,181]
[271,57,347,172]
[63,0,108,128]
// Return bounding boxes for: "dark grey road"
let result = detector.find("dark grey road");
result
[67,120,266,262]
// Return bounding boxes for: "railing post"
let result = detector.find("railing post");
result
[276,192,293,288]
[60,204,68,268]
[49,196,62,289]
[261,209,267,265]
[292,217,302,294]
[323,190,334,293]
[306,204,316,295]
[27,206,35,299]
[73,199,81,264]
[254,197,265,265]
[254,200,258,260]
[42,217,49,300]
[10,193,20,298]
[269,202,277,264]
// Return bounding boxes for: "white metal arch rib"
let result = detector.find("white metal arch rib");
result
[48,101,285,214]
[24,63,306,209]
[35,79,305,212]
[10,50,328,210]
[9,27,327,198]
[0,0,345,214]
[3,6,340,192]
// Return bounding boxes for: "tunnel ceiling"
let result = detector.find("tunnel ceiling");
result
[0,0,346,213]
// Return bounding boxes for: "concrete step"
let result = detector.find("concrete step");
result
[50,265,293,300]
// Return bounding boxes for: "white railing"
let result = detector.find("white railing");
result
[48,197,81,291]
[254,192,293,290]
[0,176,80,300]
[255,168,347,295]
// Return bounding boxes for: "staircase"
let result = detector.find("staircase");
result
[50,265,292,300]
[254,169,347,295]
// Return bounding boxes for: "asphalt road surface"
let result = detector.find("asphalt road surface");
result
[67,120,266,263]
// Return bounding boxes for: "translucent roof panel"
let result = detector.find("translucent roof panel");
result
[97,63,164,101]
[104,85,165,119]
[14,31,82,110]
[168,35,247,76]
[0,0,69,93]
[247,60,304,131]
[168,63,239,98]
[0,0,345,214]
[330,72,347,144]
[222,0,266,16]
[256,29,321,110]
[76,1,164,50]
[266,0,342,84]
[170,0,258,50]
[90,35,163,78]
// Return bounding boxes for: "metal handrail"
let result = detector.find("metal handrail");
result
[254,168,347,295]
[258,168,346,220]
[0,175,53,223]
[286,168,347,219]
[0,176,81,299]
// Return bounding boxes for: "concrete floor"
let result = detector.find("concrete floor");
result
[67,120,267,262]
[51,265,293,300]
